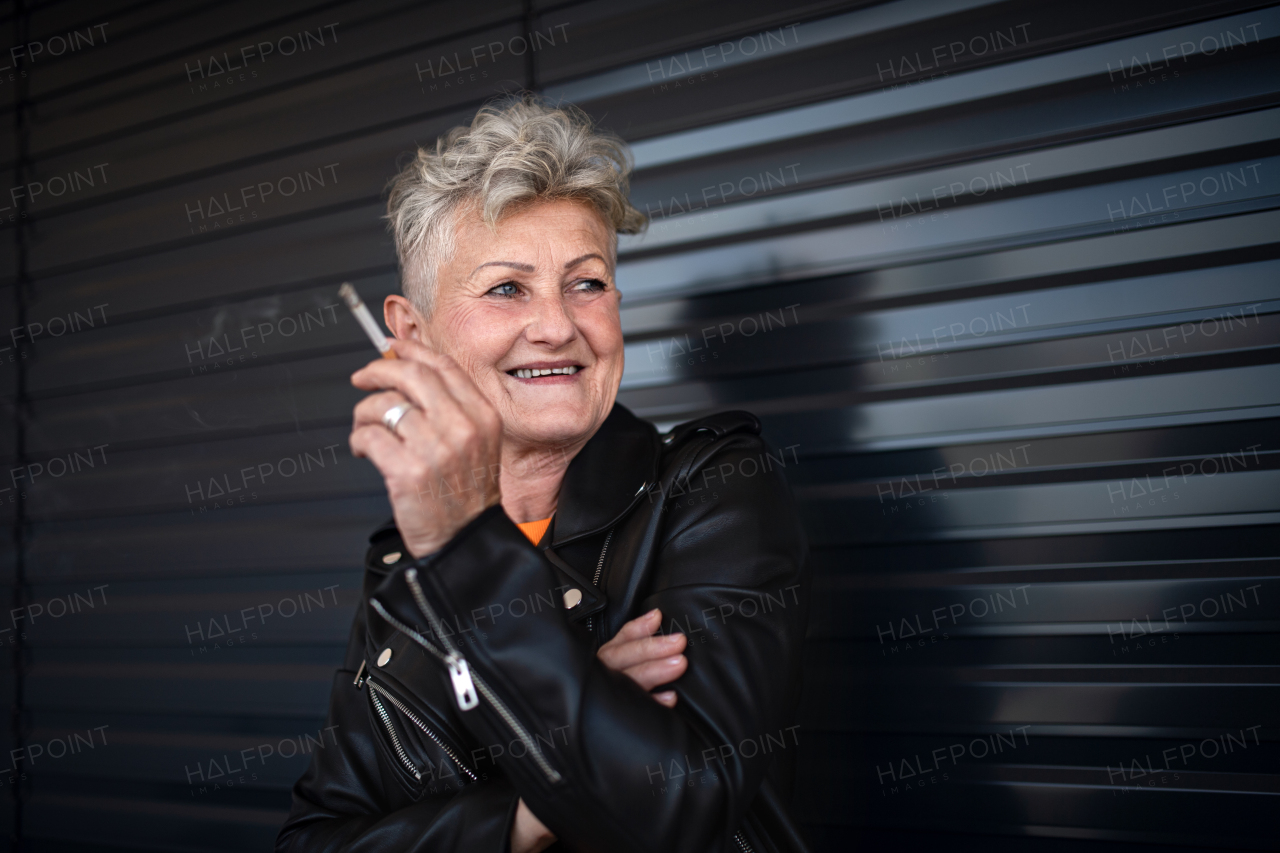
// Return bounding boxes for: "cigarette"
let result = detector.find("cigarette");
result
[338,282,397,359]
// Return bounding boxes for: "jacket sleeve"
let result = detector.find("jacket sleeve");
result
[275,573,521,852]
[372,432,808,853]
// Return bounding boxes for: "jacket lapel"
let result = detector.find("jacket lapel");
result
[550,403,660,547]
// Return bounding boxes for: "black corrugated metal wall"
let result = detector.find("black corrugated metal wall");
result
[1,0,1277,850]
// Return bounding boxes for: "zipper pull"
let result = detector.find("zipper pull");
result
[353,659,367,690]
[446,653,478,710]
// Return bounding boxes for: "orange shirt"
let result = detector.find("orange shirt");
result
[516,517,552,545]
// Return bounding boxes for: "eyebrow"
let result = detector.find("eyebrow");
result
[563,253,606,269]
[469,253,608,278]
[471,260,535,276]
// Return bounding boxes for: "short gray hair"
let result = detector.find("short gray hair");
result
[385,93,647,314]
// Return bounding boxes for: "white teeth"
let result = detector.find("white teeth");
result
[512,366,579,379]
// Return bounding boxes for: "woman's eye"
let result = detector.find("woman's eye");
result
[488,282,520,297]
[573,279,607,293]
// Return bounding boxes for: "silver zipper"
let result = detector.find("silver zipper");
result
[368,679,479,783]
[371,597,482,711]
[370,598,446,663]
[445,655,479,710]
[585,527,615,634]
[591,528,614,588]
[368,682,421,781]
[391,569,563,785]
[402,570,478,710]
[468,668,562,782]
[733,829,755,853]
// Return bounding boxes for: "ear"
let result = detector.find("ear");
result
[384,295,426,343]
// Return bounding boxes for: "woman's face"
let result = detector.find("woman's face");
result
[401,199,624,452]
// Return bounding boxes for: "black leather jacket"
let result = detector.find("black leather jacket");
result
[277,404,811,853]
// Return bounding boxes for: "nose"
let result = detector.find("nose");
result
[524,289,578,349]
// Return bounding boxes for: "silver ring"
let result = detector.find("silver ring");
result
[381,402,412,434]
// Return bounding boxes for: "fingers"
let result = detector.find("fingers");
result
[353,391,410,430]
[512,798,555,853]
[603,608,662,647]
[352,391,440,452]
[349,424,425,496]
[352,354,460,417]
[352,355,500,469]
[621,654,688,693]
[597,630,686,672]
[387,339,497,417]
[596,609,687,704]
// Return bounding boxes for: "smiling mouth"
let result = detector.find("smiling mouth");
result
[507,365,582,379]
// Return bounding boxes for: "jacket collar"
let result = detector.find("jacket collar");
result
[551,402,659,547]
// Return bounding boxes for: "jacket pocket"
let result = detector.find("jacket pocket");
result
[374,569,564,785]
[366,675,479,790]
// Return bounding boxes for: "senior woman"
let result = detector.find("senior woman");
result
[277,95,810,853]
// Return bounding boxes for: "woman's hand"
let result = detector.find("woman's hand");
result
[597,608,688,707]
[511,800,556,853]
[350,339,503,558]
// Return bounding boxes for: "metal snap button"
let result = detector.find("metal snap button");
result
[563,589,583,609]
[382,551,402,565]
[377,648,393,666]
